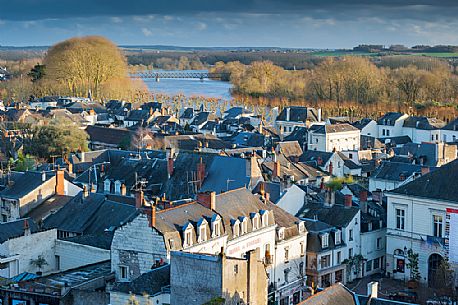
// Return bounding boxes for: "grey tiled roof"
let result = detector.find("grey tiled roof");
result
[390,159,458,203]
[0,218,38,244]
[112,264,170,296]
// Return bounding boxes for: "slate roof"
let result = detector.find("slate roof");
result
[62,233,114,250]
[252,182,282,203]
[0,218,38,244]
[125,109,151,122]
[190,112,216,126]
[180,107,194,119]
[224,107,253,119]
[284,127,308,146]
[25,195,73,223]
[390,159,458,203]
[361,135,384,150]
[0,171,55,199]
[276,106,320,122]
[300,283,356,305]
[85,125,132,146]
[403,116,445,130]
[377,112,405,125]
[379,136,412,146]
[352,118,375,130]
[229,132,265,147]
[277,141,303,159]
[371,162,426,181]
[43,192,139,235]
[313,123,359,134]
[301,202,359,228]
[299,151,334,167]
[112,264,170,296]
[443,117,458,131]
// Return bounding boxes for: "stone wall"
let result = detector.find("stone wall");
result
[55,240,110,272]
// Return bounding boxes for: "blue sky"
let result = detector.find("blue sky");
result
[1,0,457,48]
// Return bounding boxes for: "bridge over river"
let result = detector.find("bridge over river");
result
[130,70,229,80]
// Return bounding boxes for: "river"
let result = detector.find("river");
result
[143,75,233,100]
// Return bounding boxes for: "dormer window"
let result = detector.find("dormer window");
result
[240,217,248,234]
[232,219,240,237]
[114,180,122,194]
[198,221,207,243]
[278,228,285,240]
[322,233,329,248]
[183,224,194,248]
[104,179,111,193]
[260,210,269,227]
[298,221,306,233]
[335,230,341,245]
[251,213,260,230]
[211,215,222,238]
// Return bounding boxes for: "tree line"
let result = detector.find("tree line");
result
[210,57,458,112]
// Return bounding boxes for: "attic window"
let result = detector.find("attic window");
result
[199,225,207,243]
[298,221,305,233]
[335,230,341,245]
[261,211,269,227]
[184,226,193,248]
[232,221,240,237]
[212,220,221,238]
[322,233,329,248]
[278,228,285,240]
[252,213,260,230]
[241,218,248,234]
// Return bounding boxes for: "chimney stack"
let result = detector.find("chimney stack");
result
[55,169,65,196]
[328,161,333,175]
[41,171,46,182]
[120,184,126,196]
[149,204,157,228]
[421,166,430,176]
[344,194,353,208]
[197,158,206,189]
[24,219,31,236]
[167,157,174,178]
[367,281,378,299]
[197,191,216,211]
[273,160,281,179]
[135,190,144,209]
[359,190,368,213]
[90,183,97,193]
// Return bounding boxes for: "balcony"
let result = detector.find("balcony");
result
[264,254,273,265]
[426,235,446,248]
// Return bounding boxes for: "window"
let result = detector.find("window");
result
[368,222,373,231]
[261,211,269,227]
[349,248,353,258]
[349,153,353,159]
[335,230,341,245]
[386,129,390,136]
[185,230,192,247]
[320,255,331,269]
[349,229,353,241]
[234,264,239,274]
[55,255,60,270]
[169,239,175,249]
[376,237,382,250]
[199,225,207,242]
[278,228,285,240]
[300,242,305,256]
[119,266,128,280]
[284,247,289,263]
[252,214,260,230]
[241,219,248,234]
[453,135,456,142]
[396,208,405,230]
[337,251,341,264]
[433,215,443,238]
[382,129,386,136]
[373,257,380,269]
[432,135,435,141]
[321,233,329,248]
[232,222,240,237]
[212,221,221,237]
[366,260,372,272]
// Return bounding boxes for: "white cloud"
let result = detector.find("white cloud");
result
[110,16,123,24]
[133,15,155,23]
[195,22,207,31]
[142,27,153,37]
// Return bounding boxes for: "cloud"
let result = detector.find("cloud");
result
[110,16,123,23]
[141,27,153,37]
[195,22,207,31]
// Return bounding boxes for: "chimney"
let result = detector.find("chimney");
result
[197,158,206,189]
[318,108,322,122]
[24,219,31,236]
[197,191,216,211]
[259,121,263,135]
[286,107,291,121]
[135,190,144,209]
[265,192,270,203]
[328,161,333,175]
[41,171,46,182]
[55,169,65,196]
[344,194,353,208]
[359,190,368,213]
[273,160,281,179]
[149,204,157,228]
[421,166,430,176]
[367,281,378,299]
[259,182,265,197]
[149,107,153,116]
[167,157,174,178]
[161,107,166,116]
[90,183,97,193]
[83,185,89,198]
[120,184,126,196]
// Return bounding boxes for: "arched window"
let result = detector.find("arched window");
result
[251,213,260,230]
[114,180,122,194]
[211,215,222,238]
[104,179,111,193]
[231,219,240,237]
[260,210,269,227]
[183,224,194,248]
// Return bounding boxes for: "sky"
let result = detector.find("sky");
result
[0,0,457,48]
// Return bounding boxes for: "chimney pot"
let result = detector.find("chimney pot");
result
[135,190,144,209]
[344,194,352,208]
[273,160,281,179]
[120,184,127,196]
